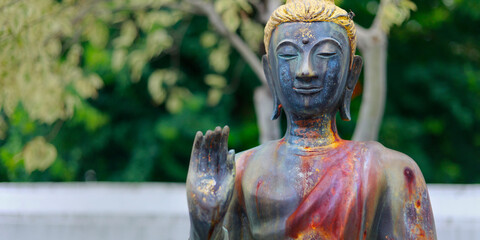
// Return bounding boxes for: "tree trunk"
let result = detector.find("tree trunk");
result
[254,0,282,144]
[352,28,387,141]
[254,86,280,143]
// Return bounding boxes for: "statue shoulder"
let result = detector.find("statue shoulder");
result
[358,141,426,190]
[361,141,421,175]
[361,141,428,197]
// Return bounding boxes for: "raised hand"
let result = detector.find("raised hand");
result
[186,126,235,239]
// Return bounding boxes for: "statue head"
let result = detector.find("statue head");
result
[263,0,363,121]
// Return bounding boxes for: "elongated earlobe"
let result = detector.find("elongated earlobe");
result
[262,55,283,120]
[340,55,363,121]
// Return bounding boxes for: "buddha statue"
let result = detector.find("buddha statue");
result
[186,0,436,239]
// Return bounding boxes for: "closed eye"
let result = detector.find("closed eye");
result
[278,53,298,60]
[317,52,336,57]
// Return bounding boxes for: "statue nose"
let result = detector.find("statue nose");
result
[296,58,317,81]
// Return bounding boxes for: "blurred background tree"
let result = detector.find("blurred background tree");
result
[0,0,478,183]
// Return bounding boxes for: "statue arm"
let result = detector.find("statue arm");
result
[375,150,437,240]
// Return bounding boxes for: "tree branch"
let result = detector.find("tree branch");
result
[252,0,281,24]
[355,24,369,51]
[372,0,389,31]
[185,0,267,85]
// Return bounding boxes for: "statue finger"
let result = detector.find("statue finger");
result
[218,126,230,167]
[209,126,222,173]
[190,131,203,172]
[199,130,212,172]
[213,126,222,151]
[226,149,236,175]
[220,125,230,152]
[219,149,235,177]
[203,129,215,172]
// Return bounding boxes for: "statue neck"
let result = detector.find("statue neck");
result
[284,113,341,148]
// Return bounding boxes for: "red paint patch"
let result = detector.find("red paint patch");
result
[404,167,415,195]
[416,200,421,208]
[255,180,263,217]
[256,180,263,194]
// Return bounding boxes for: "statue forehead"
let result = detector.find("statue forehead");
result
[270,22,349,50]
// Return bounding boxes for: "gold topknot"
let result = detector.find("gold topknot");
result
[264,0,357,64]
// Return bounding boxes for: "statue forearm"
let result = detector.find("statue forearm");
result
[189,218,225,240]
[189,221,208,240]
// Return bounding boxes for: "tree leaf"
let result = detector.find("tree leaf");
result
[145,29,173,58]
[205,74,227,88]
[23,137,57,174]
[207,88,223,106]
[112,48,127,72]
[222,7,241,32]
[200,32,217,48]
[113,20,137,48]
[86,20,109,49]
[209,41,230,73]
[148,70,167,104]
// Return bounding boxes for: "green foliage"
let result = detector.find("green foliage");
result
[341,0,480,183]
[0,0,478,183]
[0,0,261,182]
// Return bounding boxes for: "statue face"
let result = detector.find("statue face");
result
[267,22,351,118]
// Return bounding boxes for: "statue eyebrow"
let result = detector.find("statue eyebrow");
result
[313,38,343,51]
[275,40,299,52]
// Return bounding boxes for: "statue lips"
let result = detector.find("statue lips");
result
[293,84,323,95]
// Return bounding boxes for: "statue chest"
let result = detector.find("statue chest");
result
[240,146,367,239]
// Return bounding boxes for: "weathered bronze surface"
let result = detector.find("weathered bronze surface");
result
[186,0,436,239]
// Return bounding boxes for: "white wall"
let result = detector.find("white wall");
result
[0,183,478,240]
[0,183,190,240]
[428,184,480,239]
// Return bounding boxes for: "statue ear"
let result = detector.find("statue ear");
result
[340,55,363,121]
[262,55,282,120]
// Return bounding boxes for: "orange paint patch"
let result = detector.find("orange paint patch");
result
[419,228,426,237]
[352,82,362,99]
